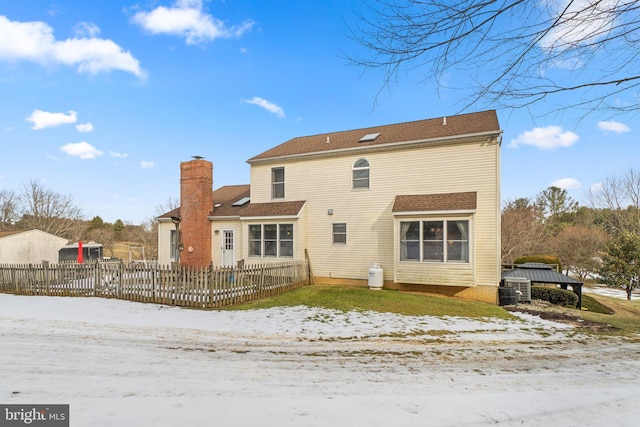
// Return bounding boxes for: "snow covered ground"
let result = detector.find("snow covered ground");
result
[1,294,639,426]
[584,284,640,300]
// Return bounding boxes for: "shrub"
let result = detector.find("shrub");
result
[531,286,578,308]
[514,255,563,273]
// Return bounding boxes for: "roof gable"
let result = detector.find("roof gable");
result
[249,110,500,162]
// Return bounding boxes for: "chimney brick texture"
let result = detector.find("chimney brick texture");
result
[179,160,213,267]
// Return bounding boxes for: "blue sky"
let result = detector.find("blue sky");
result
[1,0,638,224]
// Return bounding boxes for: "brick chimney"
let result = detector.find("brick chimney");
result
[179,159,213,267]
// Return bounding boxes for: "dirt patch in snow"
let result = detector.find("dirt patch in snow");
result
[505,300,618,332]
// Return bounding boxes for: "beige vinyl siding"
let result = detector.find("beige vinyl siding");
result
[249,137,500,287]
[210,220,243,266]
[157,221,174,265]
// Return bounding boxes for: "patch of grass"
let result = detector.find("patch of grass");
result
[224,285,516,320]
[581,294,614,315]
[577,295,640,335]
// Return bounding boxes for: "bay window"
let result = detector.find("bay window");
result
[400,220,469,263]
[249,224,294,258]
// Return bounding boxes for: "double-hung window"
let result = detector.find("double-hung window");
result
[248,224,294,258]
[170,229,177,260]
[332,223,347,244]
[400,220,469,263]
[249,225,263,257]
[272,167,285,199]
[352,159,370,189]
[279,224,293,257]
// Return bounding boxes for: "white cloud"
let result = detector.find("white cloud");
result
[60,141,103,159]
[550,178,581,190]
[140,160,154,169]
[243,97,285,118]
[597,120,631,134]
[132,0,254,45]
[76,122,94,133]
[540,0,617,53]
[590,182,604,193]
[510,125,579,150]
[0,15,146,78]
[73,22,100,38]
[27,110,77,130]
[109,151,128,158]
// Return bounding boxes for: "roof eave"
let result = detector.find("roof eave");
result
[240,214,301,221]
[393,209,476,216]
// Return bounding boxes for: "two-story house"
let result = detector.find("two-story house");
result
[158,110,502,303]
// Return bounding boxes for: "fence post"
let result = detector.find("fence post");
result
[43,261,50,295]
[93,260,99,297]
[117,261,123,299]
[28,264,35,295]
[10,266,17,293]
[152,263,157,304]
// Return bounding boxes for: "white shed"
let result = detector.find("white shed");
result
[0,229,68,264]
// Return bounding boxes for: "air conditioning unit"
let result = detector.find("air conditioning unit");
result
[504,277,531,302]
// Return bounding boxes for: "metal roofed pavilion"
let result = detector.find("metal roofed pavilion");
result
[502,263,584,309]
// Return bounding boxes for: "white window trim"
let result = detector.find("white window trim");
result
[399,218,471,264]
[352,158,370,190]
[271,167,285,199]
[332,223,347,245]
[248,223,294,259]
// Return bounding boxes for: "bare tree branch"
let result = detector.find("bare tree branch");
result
[589,168,640,234]
[0,189,19,229]
[17,180,84,240]
[346,0,640,116]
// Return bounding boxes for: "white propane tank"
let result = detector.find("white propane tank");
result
[368,263,384,290]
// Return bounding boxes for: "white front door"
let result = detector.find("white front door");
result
[222,230,235,267]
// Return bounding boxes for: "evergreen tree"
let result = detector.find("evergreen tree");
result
[599,232,640,300]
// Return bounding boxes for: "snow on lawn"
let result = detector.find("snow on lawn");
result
[1,294,639,427]
[584,285,639,300]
